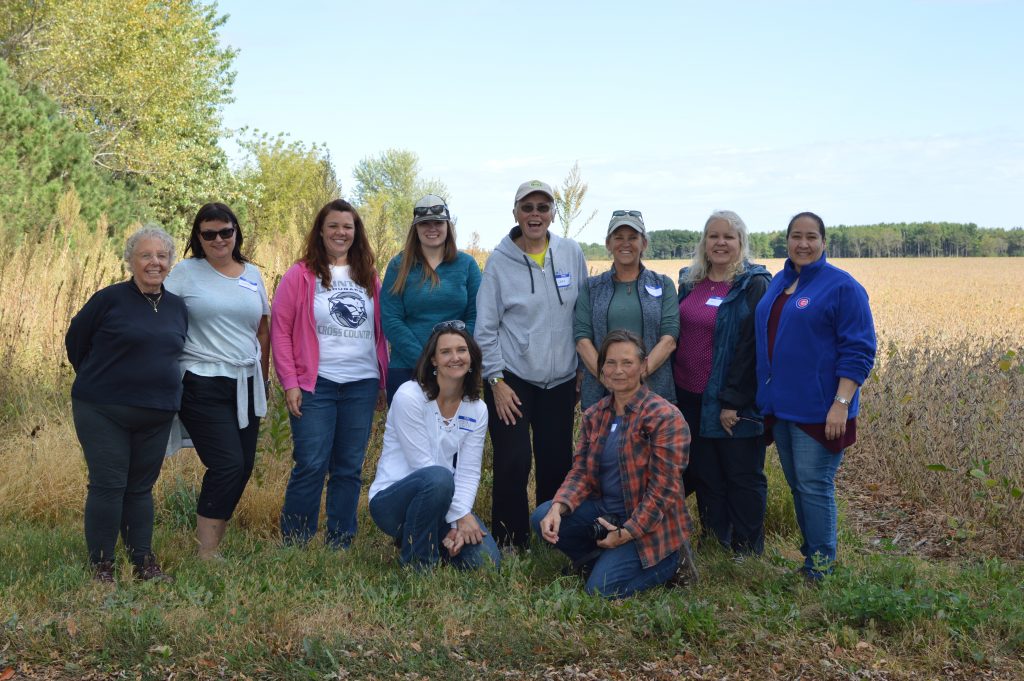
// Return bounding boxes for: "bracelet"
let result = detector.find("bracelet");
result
[833,394,851,406]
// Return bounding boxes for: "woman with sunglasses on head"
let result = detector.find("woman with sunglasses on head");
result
[164,203,271,560]
[368,322,500,570]
[674,210,771,558]
[271,199,389,548]
[755,211,876,581]
[475,180,588,551]
[381,195,481,405]
[575,210,679,410]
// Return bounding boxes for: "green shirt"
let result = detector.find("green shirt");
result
[574,276,680,342]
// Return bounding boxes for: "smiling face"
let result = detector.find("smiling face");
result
[432,332,472,382]
[787,216,825,271]
[607,226,647,269]
[513,191,554,242]
[704,218,741,271]
[129,236,171,293]
[416,220,448,250]
[321,210,356,264]
[197,219,236,264]
[600,341,644,394]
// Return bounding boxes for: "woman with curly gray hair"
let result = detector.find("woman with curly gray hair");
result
[65,225,188,582]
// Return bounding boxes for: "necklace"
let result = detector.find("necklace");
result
[132,280,163,312]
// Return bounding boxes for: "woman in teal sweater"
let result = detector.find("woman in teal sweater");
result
[381,195,482,404]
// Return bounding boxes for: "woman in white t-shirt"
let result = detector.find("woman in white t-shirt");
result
[271,199,389,548]
[368,322,500,570]
[164,202,271,560]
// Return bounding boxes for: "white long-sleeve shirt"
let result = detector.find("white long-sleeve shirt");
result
[368,381,488,525]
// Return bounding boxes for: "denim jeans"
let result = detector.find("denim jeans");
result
[773,420,844,576]
[530,499,679,598]
[280,376,378,547]
[369,466,501,570]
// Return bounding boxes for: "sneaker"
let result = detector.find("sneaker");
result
[134,555,174,583]
[668,540,699,588]
[92,560,115,583]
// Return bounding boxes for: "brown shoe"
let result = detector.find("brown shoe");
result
[667,540,699,588]
[93,560,115,583]
[133,555,174,583]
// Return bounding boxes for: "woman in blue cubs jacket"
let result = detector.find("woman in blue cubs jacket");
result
[754,211,876,580]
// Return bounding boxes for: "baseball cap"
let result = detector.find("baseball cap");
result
[514,180,554,205]
[412,194,451,225]
[607,209,646,237]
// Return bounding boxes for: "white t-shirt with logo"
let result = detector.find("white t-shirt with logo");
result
[314,265,378,383]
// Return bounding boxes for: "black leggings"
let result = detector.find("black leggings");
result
[72,399,175,565]
[484,372,576,549]
[178,372,260,520]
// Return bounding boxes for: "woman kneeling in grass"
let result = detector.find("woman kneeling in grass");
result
[368,322,500,570]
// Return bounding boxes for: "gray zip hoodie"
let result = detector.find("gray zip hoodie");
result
[475,227,588,389]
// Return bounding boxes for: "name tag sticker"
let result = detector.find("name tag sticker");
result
[238,277,259,292]
[457,414,476,431]
[610,422,618,432]
[644,284,663,297]
[555,272,571,288]
[706,296,724,307]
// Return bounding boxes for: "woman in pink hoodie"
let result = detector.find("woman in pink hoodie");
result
[271,199,388,548]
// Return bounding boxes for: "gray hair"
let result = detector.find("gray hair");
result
[124,225,177,267]
[683,210,751,284]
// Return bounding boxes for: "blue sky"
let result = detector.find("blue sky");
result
[215,0,1023,246]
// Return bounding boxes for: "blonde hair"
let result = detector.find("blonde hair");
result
[683,210,751,284]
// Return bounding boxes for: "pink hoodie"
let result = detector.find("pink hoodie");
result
[271,261,389,393]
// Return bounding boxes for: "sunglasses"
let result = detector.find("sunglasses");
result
[518,203,552,214]
[612,209,644,222]
[199,226,236,241]
[414,204,449,219]
[432,319,467,334]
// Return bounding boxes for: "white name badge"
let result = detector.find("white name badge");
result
[706,296,724,307]
[238,277,259,292]
[555,272,571,288]
[610,422,618,432]
[644,284,663,297]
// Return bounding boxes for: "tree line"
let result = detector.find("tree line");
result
[580,222,1024,260]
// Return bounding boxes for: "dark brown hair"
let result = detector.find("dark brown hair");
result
[597,329,647,375]
[184,202,248,263]
[413,326,482,401]
[786,211,826,241]
[302,200,376,296]
[389,218,458,295]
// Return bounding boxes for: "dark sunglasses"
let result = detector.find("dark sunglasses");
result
[414,204,449,218]
[518,202,552,214]
[432,319,467,334]
[199,226,236,241]
[612,209,644,222]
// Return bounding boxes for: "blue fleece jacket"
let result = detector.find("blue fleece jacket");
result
[754,253,876,423]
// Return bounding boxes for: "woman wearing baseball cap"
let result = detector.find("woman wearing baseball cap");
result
[575,210,679,410]
[474,180,588,550]
[381,195,482,405]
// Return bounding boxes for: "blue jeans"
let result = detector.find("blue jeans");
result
[280,376,378,548]
[773,420,844,576]
[369,466,501,570]
[530,500,679,598]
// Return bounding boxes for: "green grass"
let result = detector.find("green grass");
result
[1,511,1022,680]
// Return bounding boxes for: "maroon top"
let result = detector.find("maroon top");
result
[764,290,855,453]
[674,279,731,393]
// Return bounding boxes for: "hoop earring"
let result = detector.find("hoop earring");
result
[432,369,437,376]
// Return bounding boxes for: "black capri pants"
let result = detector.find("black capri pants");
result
[178,371,260,520]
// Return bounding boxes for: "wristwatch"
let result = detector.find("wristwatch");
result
[833,395,851,406]
[488,376,504,387]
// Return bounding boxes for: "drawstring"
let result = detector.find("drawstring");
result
[521,254,535,293]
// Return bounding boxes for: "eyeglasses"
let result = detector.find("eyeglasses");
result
[414,204,449,219]
[518,203,552,214]
[611,209,644,222]
[199,227,236,241]
[432,320,466,334]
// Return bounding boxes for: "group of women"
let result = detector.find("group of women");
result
[66,178,875,594]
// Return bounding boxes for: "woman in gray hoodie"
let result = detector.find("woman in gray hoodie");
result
[474,180,588,550]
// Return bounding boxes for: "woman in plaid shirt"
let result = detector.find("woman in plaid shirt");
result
[531,330,697,597]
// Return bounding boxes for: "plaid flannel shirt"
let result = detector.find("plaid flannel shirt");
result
[553,386,692,568]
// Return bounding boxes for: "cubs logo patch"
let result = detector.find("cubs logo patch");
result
[796,297,810,309]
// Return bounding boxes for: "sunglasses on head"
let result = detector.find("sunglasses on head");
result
[432,319,467,334]
[611,209,644,222]
[199,226,236,241]
[518,202,552,214]
[414,204,449,218]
